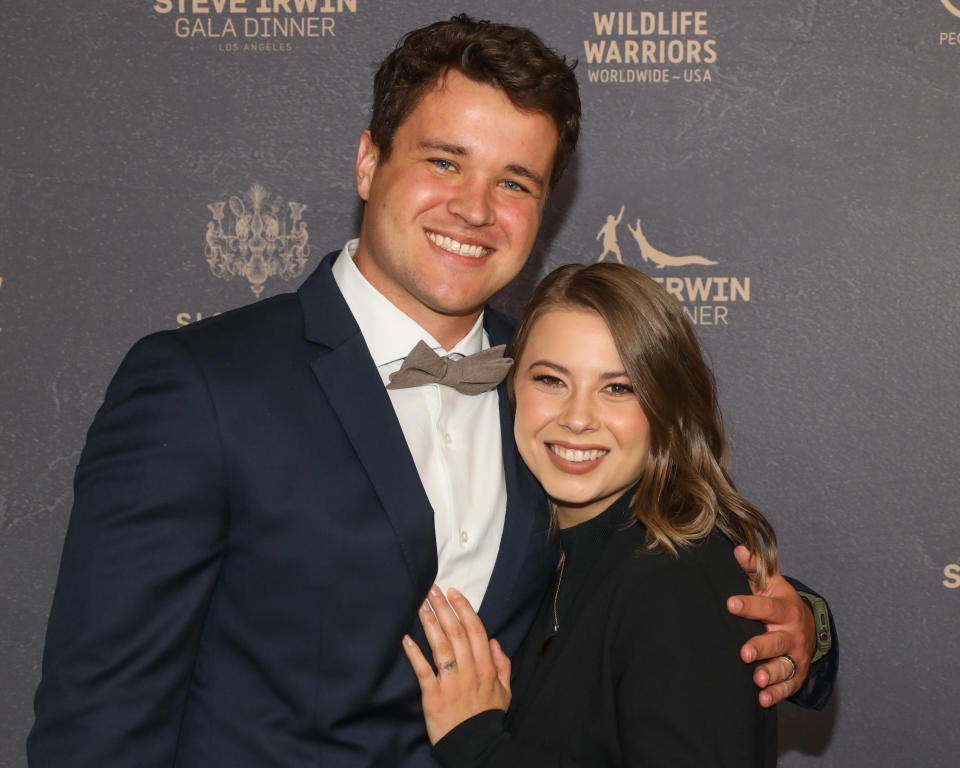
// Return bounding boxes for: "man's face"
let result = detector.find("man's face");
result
[353,70,558,341]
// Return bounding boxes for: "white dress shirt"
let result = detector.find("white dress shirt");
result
[332,240,508,609]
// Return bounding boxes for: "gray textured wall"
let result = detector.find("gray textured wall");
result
[2,1,958,765]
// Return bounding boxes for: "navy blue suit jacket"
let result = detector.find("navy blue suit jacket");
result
[29,251,554,767]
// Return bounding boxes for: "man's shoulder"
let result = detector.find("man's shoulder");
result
[168,251,340,352]
[112,291,305,390]
[176,291,303,343]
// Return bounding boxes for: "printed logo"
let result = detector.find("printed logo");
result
[596,206,717,268]
[594,207,749,327]
[584,10,717,85]
[596,206,627,264]
[205,182,310,297]
[152,0,357,52]
[939,1,960,46]
[627,218,717,269]
[0,275,4,334]
[944,562,960,589]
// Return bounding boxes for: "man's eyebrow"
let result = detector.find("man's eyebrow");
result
[418,140,468,156]
[505,163,545,189]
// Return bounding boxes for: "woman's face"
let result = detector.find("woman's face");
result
[513,308,651,528]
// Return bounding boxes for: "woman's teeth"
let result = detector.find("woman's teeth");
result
[549,445,608,462]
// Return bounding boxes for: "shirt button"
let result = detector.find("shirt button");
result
[442,432,453,445]
[460,530,469,544]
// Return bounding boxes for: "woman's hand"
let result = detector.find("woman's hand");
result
[402,585,512,745]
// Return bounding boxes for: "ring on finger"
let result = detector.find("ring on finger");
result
[779,654,797,682]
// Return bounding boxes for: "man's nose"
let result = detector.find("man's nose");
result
[448,176,495,227]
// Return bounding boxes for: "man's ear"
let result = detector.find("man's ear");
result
[356,130,379,202]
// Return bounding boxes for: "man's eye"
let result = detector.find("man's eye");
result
[431,158,454,171]
[502,179,529,193]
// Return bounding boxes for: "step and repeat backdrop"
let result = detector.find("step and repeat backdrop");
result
[2,2,958,765]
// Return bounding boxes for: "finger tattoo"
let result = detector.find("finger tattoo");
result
[439,660,457,673]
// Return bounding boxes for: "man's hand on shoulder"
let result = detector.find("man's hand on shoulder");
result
[726,546,816,707]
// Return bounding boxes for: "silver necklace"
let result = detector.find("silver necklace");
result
[552,551,566,633]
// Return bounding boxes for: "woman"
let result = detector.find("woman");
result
[402,263,778,766]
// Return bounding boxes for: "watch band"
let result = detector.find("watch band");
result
[797,591,833,665]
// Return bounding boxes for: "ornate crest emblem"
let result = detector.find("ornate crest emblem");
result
[205,183,310,297]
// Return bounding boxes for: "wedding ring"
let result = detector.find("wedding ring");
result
[780,654,797,682]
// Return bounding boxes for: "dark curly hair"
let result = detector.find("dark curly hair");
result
[369,14,580,190]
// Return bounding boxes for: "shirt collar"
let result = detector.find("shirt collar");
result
[331,239,487,368]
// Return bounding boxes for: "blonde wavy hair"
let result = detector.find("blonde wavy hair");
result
[507,263,778,584]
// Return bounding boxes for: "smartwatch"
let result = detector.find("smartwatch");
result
[797,591,833,665]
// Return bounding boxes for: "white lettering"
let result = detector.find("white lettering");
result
[586,38,718,66]
[684,277,712,302]
[157,0,353,12]
[586,68,671,83]
[944,563,960,589]
[731,277,750,301]
[682,305,729,326]
[592,11,708,37]
[652,277,751,303]
[156,0,247,12]
[176,311,221,327]
[584,40,606,64]
[593,11,615,35]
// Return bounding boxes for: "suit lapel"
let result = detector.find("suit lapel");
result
[477,310,551,631]
[299,252,437,592]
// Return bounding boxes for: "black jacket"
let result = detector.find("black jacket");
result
[435,492,778,767]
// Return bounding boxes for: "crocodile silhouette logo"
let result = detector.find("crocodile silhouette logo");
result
[627,219,717,269]
[595,207,717,268]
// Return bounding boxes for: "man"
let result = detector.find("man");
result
[29,15,835,767]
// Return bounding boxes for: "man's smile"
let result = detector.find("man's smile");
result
[426,230,491,259]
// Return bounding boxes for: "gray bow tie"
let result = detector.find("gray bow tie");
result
[386,341,513,395]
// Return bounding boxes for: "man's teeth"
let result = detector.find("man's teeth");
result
[427,231,488,258]
[549,445,608,462]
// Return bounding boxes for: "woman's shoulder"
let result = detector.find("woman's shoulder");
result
[615,526,747,587]
[587,527,776,768]
[607,527,758,634]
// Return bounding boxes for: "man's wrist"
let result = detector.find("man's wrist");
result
[797,590,833,664]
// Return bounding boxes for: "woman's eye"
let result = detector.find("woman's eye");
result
[605,382,634,395]
[533,374,563,387]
